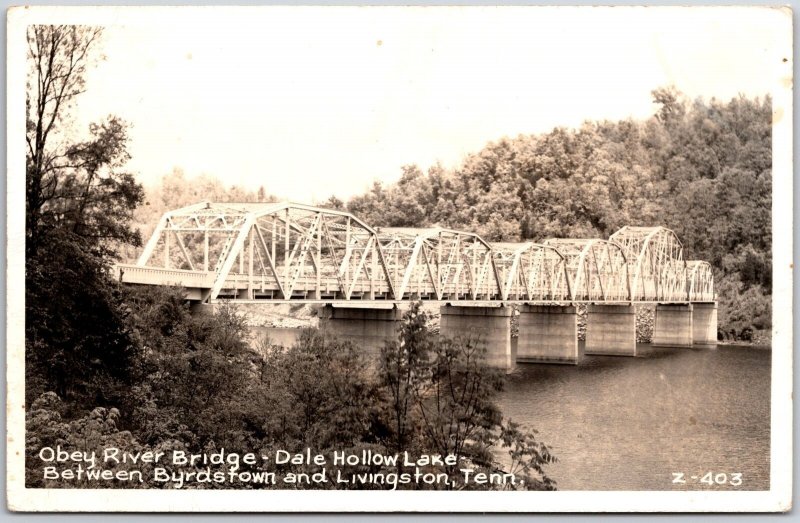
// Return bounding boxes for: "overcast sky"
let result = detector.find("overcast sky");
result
[59,6,787,202]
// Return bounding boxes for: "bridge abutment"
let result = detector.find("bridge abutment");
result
[652,304,693,347]
[439,306,514,372]
[585,304,636,356]
[692,303,718,347]
[318,305,403,359]
[516,305,580,364]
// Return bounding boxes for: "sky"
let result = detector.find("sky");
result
[54,6,788,202]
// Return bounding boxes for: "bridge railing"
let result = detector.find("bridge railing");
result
[115,264,216,288]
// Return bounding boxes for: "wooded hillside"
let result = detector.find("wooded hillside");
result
[340,88,772,339]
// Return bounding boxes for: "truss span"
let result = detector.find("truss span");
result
[378,227,500,301]
[609,226,689,302]
[541,239,631,301]
[124,201,393,301]
[115,201,715,304]
[687,261,715,302]
[491,243,571,301]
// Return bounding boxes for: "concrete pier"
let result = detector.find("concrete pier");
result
[439,306,514,371]
[692,303,718,347]
[585,304,637,356]
[517,305,580,364]
[318,305,403,358]
[189,302,212,316]
[652,304,693,347]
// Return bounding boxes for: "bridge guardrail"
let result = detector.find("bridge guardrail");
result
[115,264,216,288]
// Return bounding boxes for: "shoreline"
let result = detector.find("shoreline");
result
[717,341,772,350]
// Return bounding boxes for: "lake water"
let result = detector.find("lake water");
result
[500,343,771,490]
[254,328,771,491]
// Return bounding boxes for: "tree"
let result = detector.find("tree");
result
[26,26,143,259]
[379,303,432,459]
[323,195,345,210]
[25,25,145,409]
[109,287,266,453]
[377,303,557,490]
[260,328,382,452]
[25,232,139,405]
[411,333,519,489]
[27,25,101,256]
[651,85,686,126]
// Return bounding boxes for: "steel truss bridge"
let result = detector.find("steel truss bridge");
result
[114,202,715,305]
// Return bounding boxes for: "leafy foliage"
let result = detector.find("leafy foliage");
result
[25,230,140,408]
[26,26,143,260]
[379,302,433,456]
[377,303,557,490]
[27,294,557,490]
[25,25,144,410]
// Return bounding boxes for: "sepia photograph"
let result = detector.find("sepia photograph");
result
[5,5,793,512]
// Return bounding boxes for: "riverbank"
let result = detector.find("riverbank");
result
[718,340,772,349]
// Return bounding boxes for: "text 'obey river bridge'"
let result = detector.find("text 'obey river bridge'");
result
[115,202,718,369]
